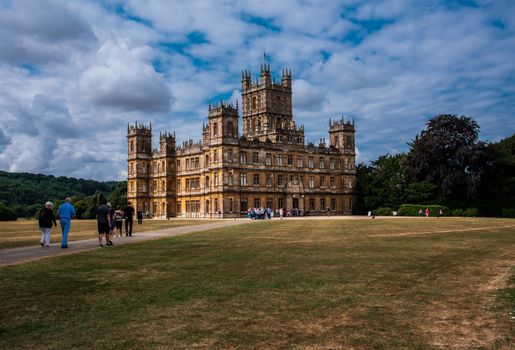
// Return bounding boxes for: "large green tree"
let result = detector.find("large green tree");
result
[406,114,489,207]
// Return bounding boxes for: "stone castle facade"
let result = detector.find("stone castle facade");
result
[127,62,356,218]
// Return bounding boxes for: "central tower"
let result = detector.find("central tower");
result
[241,64,303,143]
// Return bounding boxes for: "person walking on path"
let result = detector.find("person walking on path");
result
[57,197,75,248]
[124,201,135,237]
[107,203,115,244]
[425,208,430,218]
[97,200,112,247]
[137,209,143,224]
[38,201,56,247]
[114,207,124,237]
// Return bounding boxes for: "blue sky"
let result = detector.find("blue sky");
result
[0,0,514,180]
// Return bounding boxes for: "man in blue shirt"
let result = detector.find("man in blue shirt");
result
[57,197,76,248]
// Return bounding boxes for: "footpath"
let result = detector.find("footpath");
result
[0,220,247,267]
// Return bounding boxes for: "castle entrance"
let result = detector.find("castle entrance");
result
[292,198,299,209]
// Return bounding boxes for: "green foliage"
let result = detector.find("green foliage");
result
[372,207,393,216]
[405,181,437,204]
[398,204,448,217]
[462,208,478,217]
[108,182,127,210]
[406,114,489,207]
[500,208,515,218]
[355,154,408,213]
[0,171,124,218]
[0,202,17,221]
[451,208,464,217]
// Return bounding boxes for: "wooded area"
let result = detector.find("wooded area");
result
[355,114,515,217]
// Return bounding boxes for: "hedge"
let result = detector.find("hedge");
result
[372,207,393,216]
[398,204,448,217]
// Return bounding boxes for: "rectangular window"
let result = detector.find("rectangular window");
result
[330,177,335,188]
[195,157,200,169]
[329,158,335,169]
[348,180,352,189]
[266,198,272,209]
[287,155,293,166]
[240,173,248,186]
[265,153,272,166]
[214,150,218,163]
[253,152,259,164]
[297,137,302,144]
[240,152,247,164]
[266,174,272,186]
[277,155,283,166]
[254,198,260,208]
[176,179,181,191]
[320,176,325,187]
[241,198,248,212]
[319,157,325,169]
[214,173,218,186]
[309,199,315,211]
[309,176,315,188]
[278,175,285,186]
[229,198,234,212]
[186,159,190,170]
[277,135,283,143]
[287,135,292,143]
[253,173,260,186]
[331,198,336,211]
[320,199,326,211]
[297,156,303,167]
[177,201,181,214]
[308,156,314,168]
[228,149,233,162]
[228,173,233,186]
[278,198,284,209]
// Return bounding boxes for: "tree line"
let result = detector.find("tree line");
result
[0,171,126,220]
[355,114,515,217]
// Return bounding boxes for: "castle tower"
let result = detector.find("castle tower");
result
[207,99,239,146]
[329,116,356,153]
[127,122,152,214]
[241,63,294,142]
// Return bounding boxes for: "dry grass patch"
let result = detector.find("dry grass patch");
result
[0,218,513,349]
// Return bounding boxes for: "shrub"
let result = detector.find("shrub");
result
[0,202,17,221]
[398,204,448,217]
[373,207,393,216]
[462,208,478,217]
[500,208,515,218]
[452,208,464,217]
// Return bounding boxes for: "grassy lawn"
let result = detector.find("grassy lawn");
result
[0,219,216,249]
[0,218,513,349]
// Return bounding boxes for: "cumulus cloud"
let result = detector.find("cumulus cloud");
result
[80,41,173,113]
[0,0,514,180]
[0,0,96,65]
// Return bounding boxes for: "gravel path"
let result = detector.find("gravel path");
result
[0,220,248,267]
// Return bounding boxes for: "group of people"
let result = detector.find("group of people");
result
[37,198,136,248]
[96,200,134,248]
[418,208,444,217]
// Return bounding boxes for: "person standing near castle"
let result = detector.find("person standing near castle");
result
[57,197,75,248]
[38,201,56,247]
[97,199,111,247]
[124,201,135,236]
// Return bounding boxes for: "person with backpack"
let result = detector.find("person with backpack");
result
[114,207,124,237]
[97,199,112,247]
[38,201,57,247]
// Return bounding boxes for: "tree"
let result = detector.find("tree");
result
[406,114,488,207]
[477,134,515,215]
[355,154,408,213]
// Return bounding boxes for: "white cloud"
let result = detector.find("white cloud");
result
[0,0,513,179]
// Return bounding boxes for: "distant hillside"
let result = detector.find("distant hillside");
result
[0,171,124,218]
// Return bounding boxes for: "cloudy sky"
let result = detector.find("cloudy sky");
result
[0,0,514,181]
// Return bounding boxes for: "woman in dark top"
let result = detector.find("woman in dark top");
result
[38,201,57,247]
